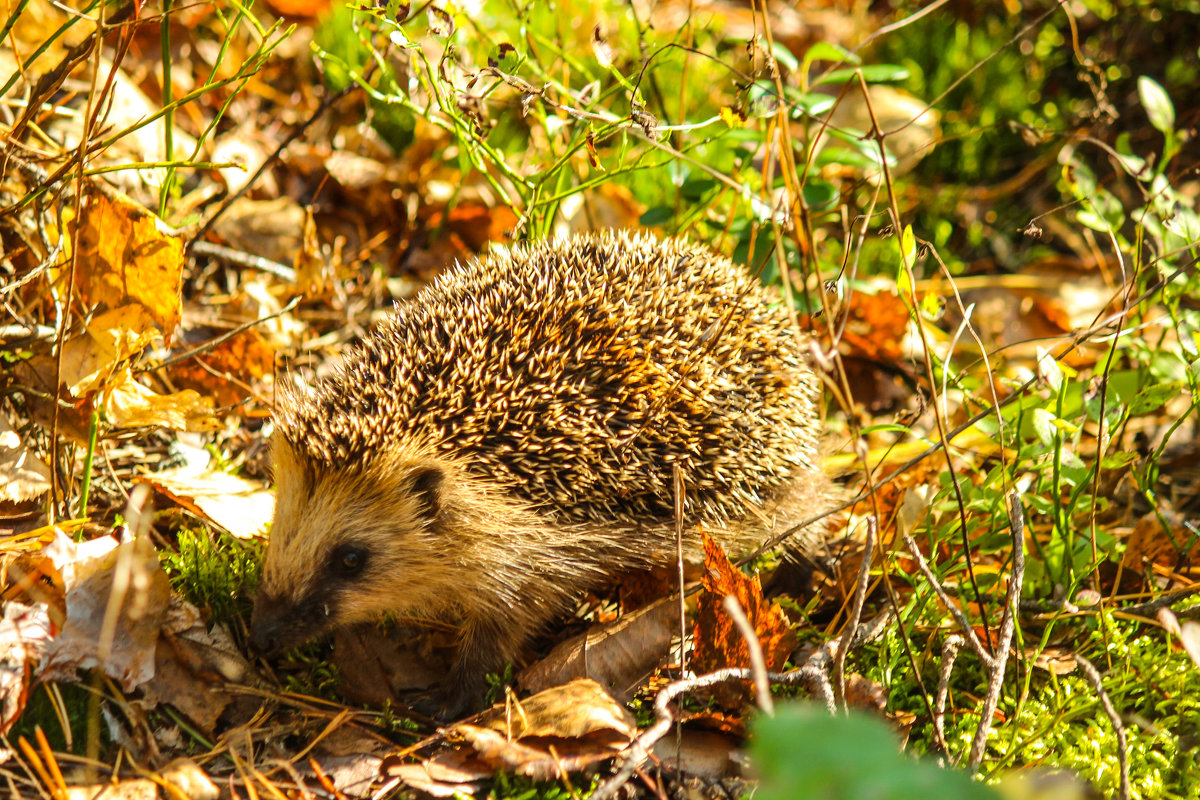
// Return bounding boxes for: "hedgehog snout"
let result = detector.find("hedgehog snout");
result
[250,591,328,658]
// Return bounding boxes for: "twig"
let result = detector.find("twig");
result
[721,595,773,715]
[591,665,832,800]
[967,489,1026,771]
[187,85,356,252]
[1075,655,1131,800]
[834,518,875,712]
[934,634,963,757]
[190,240,297,282]
[903,534,994,668]
[134,296,301,374]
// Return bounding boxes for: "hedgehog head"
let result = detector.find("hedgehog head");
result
[249,430,454,656]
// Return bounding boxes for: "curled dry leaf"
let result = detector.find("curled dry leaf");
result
[406,680,636,784]
[100,366,220,433]
[518,595,674,701]
[59,305,160,397]
[0,417,51,504]
[158,758,218,800]
[384,749,488,797]
[472,678,636,741]
[651,728,743,780]
[453,723,622,781]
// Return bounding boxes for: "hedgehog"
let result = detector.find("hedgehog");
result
[250,229,830,716]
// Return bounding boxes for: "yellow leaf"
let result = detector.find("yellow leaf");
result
[73,188,183,341]
[719,106,747,128]
[59,305,160,396]
[100,367,219,433]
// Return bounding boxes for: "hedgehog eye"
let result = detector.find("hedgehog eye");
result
[330,544,368,577]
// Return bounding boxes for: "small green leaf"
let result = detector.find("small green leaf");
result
[820,64,910,85]
[639,207,674,226]
[801,179,839,212]
[1138,76,1175,134]
[1037,347,1063,393]
[803,41,860,66]
[1031,408,1057,447]
[752,706,1000,800]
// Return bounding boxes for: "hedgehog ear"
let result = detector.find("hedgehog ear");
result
[408,466,443,521]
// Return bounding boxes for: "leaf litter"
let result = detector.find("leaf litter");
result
[1,0,1198,797]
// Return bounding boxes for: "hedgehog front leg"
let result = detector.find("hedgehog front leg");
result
[423,612,520,719]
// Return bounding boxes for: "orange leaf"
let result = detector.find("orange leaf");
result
[691,534,796,678]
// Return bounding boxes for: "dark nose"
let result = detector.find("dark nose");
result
[249,613,285,658]
[249,594,292,658]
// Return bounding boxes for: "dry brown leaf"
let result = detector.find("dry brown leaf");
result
[63,780,157,800]
[1121,508,1197,572]
[100,366,220,433]
[0,602,52,734]
[651,728,741,780]
[518,596,674,700]
[473,678,636,741]
[332,623,447,704]
[211,198,305,266]
[692,534,796,678]
[141,466,272,539]
[141,602,248,735]
[385,751,487,798]
[454,724,622,780]
[1029,646,1078,676]
[167,328,275,409]
[158,758,218,800]
[59,305,160,397]
[38,532,172,691]
[72,188,184,340]
[0,417,51,504]
[843,673,887,712]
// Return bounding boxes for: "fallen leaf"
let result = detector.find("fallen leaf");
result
[0,602,52,734]
[158,758,218,800]
[332,623,447,704]
[384,750,488,797]
[651,727,742,780]
[38,532,172,691]
[1121,507,1197,573]
[71,187,184,341]
[141,603,248,734]
[211,198,305,266]
[692,534,796,708]
[167,328,275,410]
[58,305,160,396]
[100,366,220,433]
[472,678,636,740]
[0,417,51,504]
[518,596,674,701]
[141,465,272,539]
[453,724,622,780]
